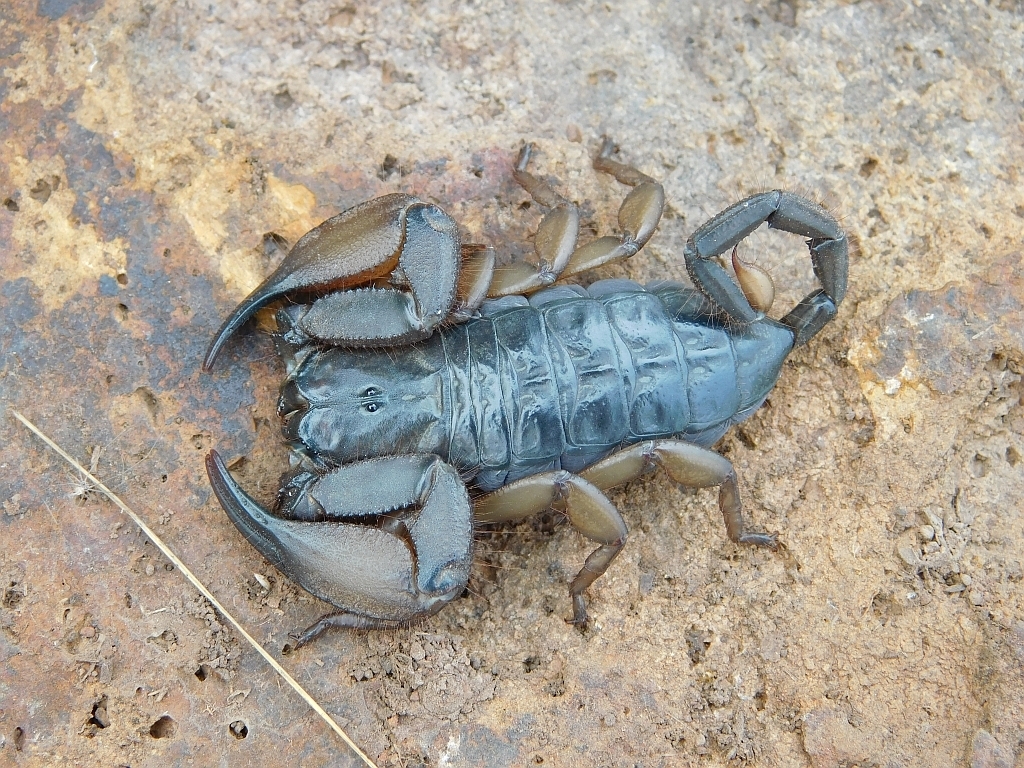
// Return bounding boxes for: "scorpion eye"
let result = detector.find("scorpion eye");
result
[364,402,379,413]
[362,387,380,398]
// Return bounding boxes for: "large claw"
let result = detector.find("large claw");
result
[683,190,848,345]
[203,194,461,370]
[205,450,473,646]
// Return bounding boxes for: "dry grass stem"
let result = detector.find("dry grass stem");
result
[10,409,378,768]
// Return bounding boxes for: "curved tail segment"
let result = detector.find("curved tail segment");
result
[683,190,848,346]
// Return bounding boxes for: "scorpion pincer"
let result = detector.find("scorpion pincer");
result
[202,139,848,648]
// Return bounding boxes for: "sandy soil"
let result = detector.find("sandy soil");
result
[1,1,1022,766]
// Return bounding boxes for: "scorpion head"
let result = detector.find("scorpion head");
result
[276,320,450,466]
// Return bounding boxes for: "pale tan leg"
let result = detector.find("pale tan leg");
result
[487,141,666,296]
[474,470,627,626]
[560,138,666,280]
[581,440,777,548]
[452,244,496,320]
[592,138,656,185]
[488,144,581,296]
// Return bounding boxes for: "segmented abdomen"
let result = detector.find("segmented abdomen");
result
[441,281,793,491]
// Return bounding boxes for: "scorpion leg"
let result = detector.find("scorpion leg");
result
[451,243,496,321]
[474,470,628,628]
[487,140,665,295]
[559,137,665,280]
[203,193,461,370]
[684,190,848,345]
[205,451,473,648]
[580,440,777,548]
[487,143,582,295]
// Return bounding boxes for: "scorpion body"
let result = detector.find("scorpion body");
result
[278,280,794,493]
[203,140,848,647]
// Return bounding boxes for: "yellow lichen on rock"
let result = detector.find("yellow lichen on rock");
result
[6,156,127,311]
[3,38,64,108]
[266,174,318,244]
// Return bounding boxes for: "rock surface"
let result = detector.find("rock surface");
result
[2,1,1022,766]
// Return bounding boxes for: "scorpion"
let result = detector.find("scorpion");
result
[202,140,848,648]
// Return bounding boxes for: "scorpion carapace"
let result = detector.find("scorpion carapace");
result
[204,139,848,648]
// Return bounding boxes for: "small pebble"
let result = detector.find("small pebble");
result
[960,574,973,586]
[969,590,985,606]
[638,573,655,595]
[79,626,96,638]
[971,729,1012,768]
[897,545,920,566]
[145,563,155,576]
[919,525,935,541]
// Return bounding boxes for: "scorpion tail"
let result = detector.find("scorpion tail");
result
[683,190,848,346]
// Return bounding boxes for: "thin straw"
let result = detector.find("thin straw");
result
[11,409,378,768]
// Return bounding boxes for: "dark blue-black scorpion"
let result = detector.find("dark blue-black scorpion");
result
[202,139,848,648]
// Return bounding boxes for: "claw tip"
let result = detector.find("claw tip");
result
[205,449,223,475]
